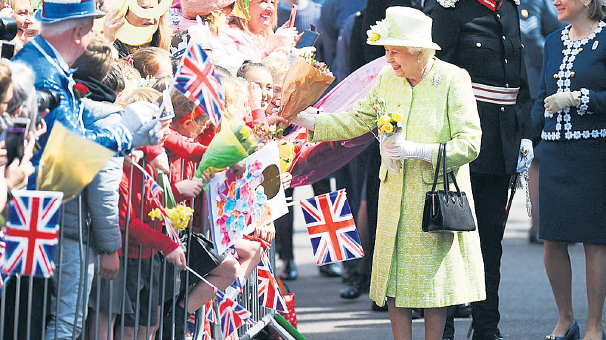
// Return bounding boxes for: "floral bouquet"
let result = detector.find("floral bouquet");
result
[149,172,194,231]
[279,54,335,120]
[193,118,258,183]
[371,97,405,174]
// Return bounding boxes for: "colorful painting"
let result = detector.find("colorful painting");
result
[208,142,288,254]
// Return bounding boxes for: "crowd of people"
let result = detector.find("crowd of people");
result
[0,0,605,340]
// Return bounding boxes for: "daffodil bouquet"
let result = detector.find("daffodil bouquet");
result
[148,172,194,231]
[373,97,403,135]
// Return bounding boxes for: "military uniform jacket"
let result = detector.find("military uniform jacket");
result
[431,0,532,175]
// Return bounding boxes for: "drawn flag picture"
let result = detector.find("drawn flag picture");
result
[300,189,364,265]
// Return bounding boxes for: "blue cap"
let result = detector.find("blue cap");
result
[34,0,105,23]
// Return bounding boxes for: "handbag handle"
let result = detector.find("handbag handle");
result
[430,143,464,197]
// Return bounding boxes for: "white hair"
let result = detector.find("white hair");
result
[40,17,92,36]
[405,46,436,59]
[0,59,37,130]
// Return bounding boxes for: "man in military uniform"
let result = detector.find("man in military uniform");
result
[430,1,533,339]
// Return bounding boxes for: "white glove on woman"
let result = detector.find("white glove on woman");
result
[290,111,316,130]
[544,91,581,113]
[382,133,432,162]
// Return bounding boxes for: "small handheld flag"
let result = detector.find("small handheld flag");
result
[257,251,288,312]
[174,43,224,127]
[300,189,364,265]
[2,190,63,277]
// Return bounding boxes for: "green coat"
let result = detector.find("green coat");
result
[310,58,486,308]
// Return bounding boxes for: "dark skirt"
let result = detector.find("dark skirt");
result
[539,139,606,244]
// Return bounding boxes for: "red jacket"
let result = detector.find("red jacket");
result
[164,128,212,233]
[118,162,179,259]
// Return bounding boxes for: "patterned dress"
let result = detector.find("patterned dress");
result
[310,58,486,308]
[531,22,606,244]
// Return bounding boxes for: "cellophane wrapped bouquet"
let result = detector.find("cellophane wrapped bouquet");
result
[193,118,258,182]
[279,54,335,120]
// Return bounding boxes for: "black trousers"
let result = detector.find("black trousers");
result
[443,172,511,338]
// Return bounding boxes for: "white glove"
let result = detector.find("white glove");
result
[131,119,163,148]
[382,133,432,162]
[544,91,580,113]
[189,16,212,51]
[516,138,534,173]
[290,111,316,130]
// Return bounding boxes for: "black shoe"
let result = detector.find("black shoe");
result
[371,301,388,312]
[319,263,342,277]
[411,309,423,320]
[472,331,504,340]
[280,259,298,280]
[442,338,454,340]
[454,303,472,318]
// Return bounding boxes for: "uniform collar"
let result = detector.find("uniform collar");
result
[477,0,503,11]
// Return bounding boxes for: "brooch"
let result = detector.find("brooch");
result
[432,75,441,86]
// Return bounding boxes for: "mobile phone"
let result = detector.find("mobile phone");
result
[296,27,320,48]
[286,4,297,28]
[1,42,14,59]
[12,117,30,131]
[6,127,25,163]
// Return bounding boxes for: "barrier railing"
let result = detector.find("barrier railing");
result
[0,158,279,340]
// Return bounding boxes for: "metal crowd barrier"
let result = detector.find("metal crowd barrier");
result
[0,157,279,340]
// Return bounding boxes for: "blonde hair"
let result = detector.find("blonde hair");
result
[73,32,115,80]
[201,9,223,35]
[230,0,278,38]
[124,87,162,104]
[132,46,172,78]
[262,53,291,81]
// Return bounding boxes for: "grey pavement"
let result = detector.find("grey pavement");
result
[276,184,593,340]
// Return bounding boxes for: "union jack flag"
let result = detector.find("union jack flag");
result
[300,189,364,265]
[144,171,163,200]
[205,300,216,324]
[215,287,254,339]
[174,43,224,127]
[257,251,287,312]
[2,190,63,277]
[136,163,181,246]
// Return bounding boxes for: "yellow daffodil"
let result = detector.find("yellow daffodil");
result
[148,208,162,220]
[378,115,392,127]
[392,112,402,122]
[381,123,394,133]
[369,32,380,41]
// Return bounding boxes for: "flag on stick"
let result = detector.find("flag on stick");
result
[300,189,364,265]
[174,43,224,126]
[2,190,63,277]
[257,250,288,312]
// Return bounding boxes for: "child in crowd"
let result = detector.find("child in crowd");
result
[132,47,174,79]
[88,87,182,340]
[237,61,286,127]
[160,88,262,339]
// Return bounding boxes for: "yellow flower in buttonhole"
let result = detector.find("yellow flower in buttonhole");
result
[391,111,402,122]
[149,209,162,220]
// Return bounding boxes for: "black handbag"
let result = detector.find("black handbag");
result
[185,232,226,283]
[422,144,476,233]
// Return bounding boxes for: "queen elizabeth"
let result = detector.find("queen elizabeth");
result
[289,7,486,340]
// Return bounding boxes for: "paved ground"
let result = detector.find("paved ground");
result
[276,184,592,340]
